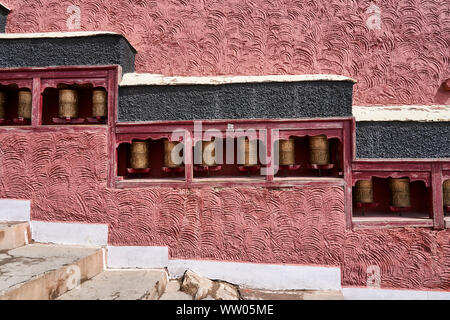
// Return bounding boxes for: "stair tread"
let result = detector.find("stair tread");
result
[0,243,101,297]
[58,269,167,300]
[0,221,30,251]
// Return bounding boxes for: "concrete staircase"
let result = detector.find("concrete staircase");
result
[1,220,342,300]
[0,221,167,300]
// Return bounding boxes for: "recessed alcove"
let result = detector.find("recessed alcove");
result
[274,136,343,179]
[117,138,185,181]
[192,137,266,181]
[42,84,108,125]
[352,177,432,220]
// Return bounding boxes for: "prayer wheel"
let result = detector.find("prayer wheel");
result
[279,138,295,166]
[130,141,149,169]
[0,91,5,119]
[59,89,78,118]
[443,180,450,207]
[238,138,257,167]
[355,180,374,204]
[164,140,182,168]
[18,90,32,119]
[309,135,329,165]
[92,90,107,117]
[389,178,411,208]
[202,140,216,167]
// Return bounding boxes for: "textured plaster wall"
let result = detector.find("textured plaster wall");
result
[0,129,448,290]
[2,0,449,106]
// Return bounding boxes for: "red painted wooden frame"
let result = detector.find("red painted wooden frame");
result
[111,118,353,190]
[351,159,450,230]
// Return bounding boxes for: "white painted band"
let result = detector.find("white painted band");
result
[343,287,450,300]
[0,199,30,221]
[106,245,341,291]
[120,73,356,86]
[31,221,108,246]
[353,105,450,122]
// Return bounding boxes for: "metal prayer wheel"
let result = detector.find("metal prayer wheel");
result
[164,140,182,168]
[279,138,295,166]
[238,138,257,167]
[355,180,374,204]
[0,91,5,119]
[18,90,32,119]
[309,135,330,165]
[92,90,107,117]
[202,140,216,167]
[389,178,411,208]
[59,89,78,118]
[130,141,149,169]
[443,180,450,207]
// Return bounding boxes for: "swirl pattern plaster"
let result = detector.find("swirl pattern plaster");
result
[1,0,449,105]
[0,130,449,290]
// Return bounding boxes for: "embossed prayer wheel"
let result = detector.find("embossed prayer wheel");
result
[443,180,450,207]
[355,180,374,204]
[59,89,78,118]
[130,141,149,169]
[202,140,216,167]
[92,90,107,117]
[389,178,411,208]
[238,138,257,167]
[279,138,295,166]
[309,135,330,165]
[164,140,182,168]
[18,90,32,119]
[0,91,5,119]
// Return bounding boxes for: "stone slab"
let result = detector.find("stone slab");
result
[0,221,30,251]
[0,243,104,299]
[58,269,168,300]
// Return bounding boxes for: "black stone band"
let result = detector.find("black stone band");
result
[0,34,136,73]
[118,81,354,122]
[356,121,450,159]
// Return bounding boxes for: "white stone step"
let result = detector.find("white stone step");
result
[0,243,104,300]
[159,280,193,300]
[58,269,168,300]
[0,221,30,251]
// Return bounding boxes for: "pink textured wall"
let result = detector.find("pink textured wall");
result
[2,0,449,106]
[0,129,448,290]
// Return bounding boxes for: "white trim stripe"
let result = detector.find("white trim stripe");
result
[343,287,450,300]
[120,73,356,86]
[353,105,450,122]
[0,199,30,221]
[31,221,108,246]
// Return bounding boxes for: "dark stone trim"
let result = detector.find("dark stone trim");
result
[118,81,354,122]
[356,121,450,159]
[0,34,136,73]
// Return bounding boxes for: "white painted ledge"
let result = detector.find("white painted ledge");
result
[0,199,30,221]
[120,73,356,86]
[0,2,10,12]
[0,31,123,39]
[107,246,169,269]
[31,221,108,246]
[106,245,341,291]
[343,287,450,300]
[353,105,450,122]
